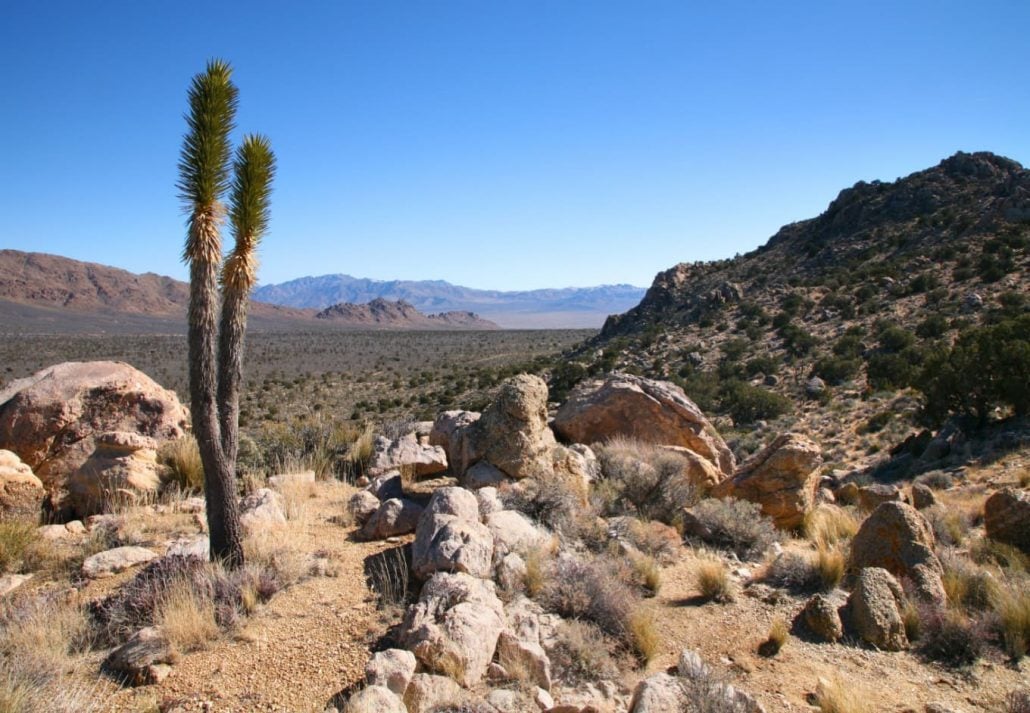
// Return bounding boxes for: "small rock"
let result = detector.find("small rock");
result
[364,649,416,696]
[403,674,463,713]
[344,685,406,713]
[533,687,555,710]
[347,490,381,526]
[239,488,286,532]
[463,460,508,489]
[984,488,1030,554]
[803,594,843,642]
[102,626,178,686]
[857,484,904,511]
[0,573,32,597]
[848,567,908,651]
[911,483,937,510]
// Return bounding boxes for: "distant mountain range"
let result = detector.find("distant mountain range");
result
[254,275,646,328]
[0,251,503,333]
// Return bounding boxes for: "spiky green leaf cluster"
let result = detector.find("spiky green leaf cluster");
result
[177,59,238,211]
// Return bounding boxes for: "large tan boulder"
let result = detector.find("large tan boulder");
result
[412,487,493,580]
[368,434,448,478]
[67,432,162,517]
[553,374,735,474]
[400,572,505,687]
[849,501,945,605]
[429,410,481,476]
[984,488,1030,554]
[0,362,189,497]
[712,433,822,529]
[358,498,424,540]
[467,375,556,480]
[0,449,44,518]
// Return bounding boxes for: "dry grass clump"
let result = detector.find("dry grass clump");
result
[970,537,1028,574]
[924,506,972,547]
[758,617,789,657]
[627,609,660,663]
[814,676,872,713]
[940,554,999,613]
[992,584,1030,660]
[278,476,317,523]
[594,437,700,524]
[548,619,621,685]
[0,521,38,573]
[522,546,549,599]
[244,526,310,589]
[158,434,204,492]
[685,498,779,560]
[804,505,858,548]
[155,575,221,652]
[621,518,681,564]
[696,557,734,603]
[364,545,412,611]
[765,545,845,593]
[628,551,662,595]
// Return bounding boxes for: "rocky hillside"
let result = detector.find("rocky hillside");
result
[255,274,646,328]
[561,152,1030,471]
[314,298,499,330]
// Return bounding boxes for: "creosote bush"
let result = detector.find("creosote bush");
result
[917,607,983,667]
[685,498,780,560]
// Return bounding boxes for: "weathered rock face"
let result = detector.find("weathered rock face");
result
[365,648,417,696]
[347,490,381,525]
[849,501,945,604]
[468,375,557,480]
[369,433,448,478]
[712,433,822,529]
[629,672,686,712]
[911,483,937,510]
[858,484,905,511]
[485,510,550,557]
[0,449,44,518]
[403,674,464,713]
[660,446,725,493]
[553,374,735,474]
[82,545,159,579]
[429,410,481,477]
[400,572,505,687]
[67,431,162,517]
[848,567,908,651]
[412,487,493,580]
[984,488,1030,554]
[344,685,407,713]
[0,362,189,496]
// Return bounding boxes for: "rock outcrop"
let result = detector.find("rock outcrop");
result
[0,362,189,499]
[429,410,481,476]
[412,487,494,580]
[0,449,44,518]
[359,497,424,540]
[400,572,505,687]
[82,545,159,579]
[368,433,448,478]
[712,433,822,529]
[467,375,556,480]
[553,374,734,474]
[67,431,163,516]
[849,501,945,605]
[984,488,1030,554]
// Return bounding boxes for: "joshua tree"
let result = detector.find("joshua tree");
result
[178,60,275,567]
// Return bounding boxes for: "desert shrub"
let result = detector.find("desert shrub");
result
[158,435,204,492]
[719,381,793,424]
[539,554,651,659]
[813,356,861,386]
[916,471,955,490]
[594,438,698,524]
[915,314,949,339]
[745,355,780,377]
[917,315,1030,425]
[940,554,998,613]
[918,607,983,666]
[765,551,820,593]
[627,551,662,595]
[156,576,221,651]
[779,323,817,357]
[925,507,971,547]
[503,472,599,546]
[621,519,681,564]
[547,619,620,685]
[696,557,733,602]
[686,498,779,560]
[866,349,923,391]
[992,584,1030,660]
[970,538,1029,574]
[0,522,38,574]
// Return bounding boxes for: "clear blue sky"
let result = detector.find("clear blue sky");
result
[2,1,1027,291]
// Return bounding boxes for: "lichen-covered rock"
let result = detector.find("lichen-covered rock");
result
[849,501,945,605]
[67,431,162,516]
[984,488,1030,554]
[0,449,44,518]
[400,572,505,687]
[712,433,822,529]
[848,567,908,651]
[0,361,189,496]
[364,648,417,696]
[468,375,557,480]
[553,374,734,474]
[358,498,424,540]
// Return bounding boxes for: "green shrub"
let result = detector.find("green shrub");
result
[813,356,861,385]
[915,314,949,339]
[917,315,1030,425]
[719,381,792,424]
